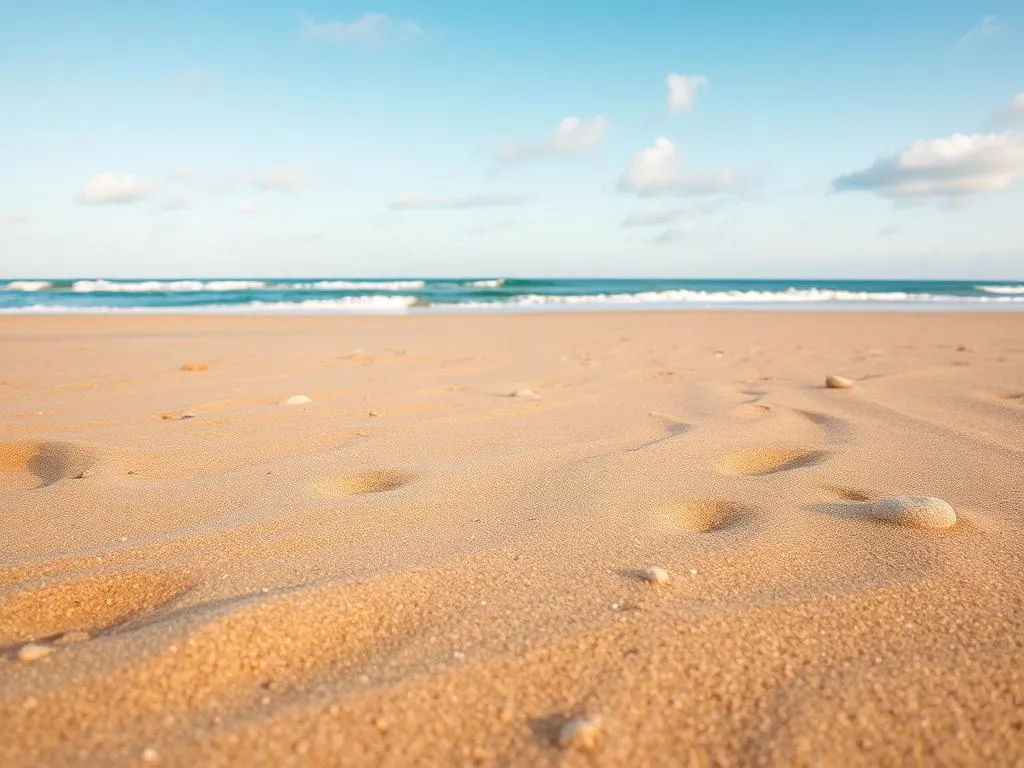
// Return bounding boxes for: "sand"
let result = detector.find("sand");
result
[0,310,1023,767]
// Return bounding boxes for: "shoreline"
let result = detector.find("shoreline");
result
[2,300,1024,317]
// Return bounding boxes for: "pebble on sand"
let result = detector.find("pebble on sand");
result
[511,388,539,400]
[141,747,161,764]
[17,644,53,663]
[825,375,855,389]
[281,395,312,406]
[558,715,603,751]
[871,495,957,530]
[641,566,671,585]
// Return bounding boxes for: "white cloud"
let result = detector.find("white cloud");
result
[256,166,309,192]
[618,137,741,197]
[957,15,1004,46]
[80,173,150,204]
[0,213,31,225]
[499,116,608,161]
[621,205,696,227]
[832,132,1024,199]
[666,74,708,114]
[298,11,422,45]
[390,192,531,211]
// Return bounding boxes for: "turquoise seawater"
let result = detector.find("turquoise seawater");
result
[1,278,1023,313]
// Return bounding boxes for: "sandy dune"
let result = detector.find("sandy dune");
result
[1,311,1023,766]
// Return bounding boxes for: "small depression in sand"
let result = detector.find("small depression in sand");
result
[716,448,827,477]
[821,484,873,502]
[0,570,196,646]
[314,470,416,496]
[0,441,98,492]
[668,499,752,532]
[994,391,1024,405]
[731,403,772,420]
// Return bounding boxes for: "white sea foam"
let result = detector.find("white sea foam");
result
[70,279,267,292]
[468,278,505,288]
[976,284,1024,295]
[453,287,1024,308]
[303,280,426,291]
[4,281,52,291]
[244,296,418,311]
[0,295,418,314]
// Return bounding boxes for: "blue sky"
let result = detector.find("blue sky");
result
[1,1,1022,278]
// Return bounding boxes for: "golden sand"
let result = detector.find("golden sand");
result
[1,310,1023,766]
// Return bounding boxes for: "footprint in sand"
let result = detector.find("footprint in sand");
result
[0,441,99,492]
[993,391,1024,406]
[0,570,196,647]
[314,470,416,496]
[665,499,753,532]
[716,448,827,477]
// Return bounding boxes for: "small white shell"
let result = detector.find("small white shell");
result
[18,644,53,663]
[558,715,603,751]
[641,566,671,585]
[825,375,855,389]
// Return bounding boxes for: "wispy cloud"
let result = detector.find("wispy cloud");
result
[390,192,531,211]
[621,205,696,227]
[1008,93,1024,120]
[79,173,150,205]
[832,132,1024,200]
[298,11,422,45]
[499,116,608,161]
[157,197,191,214]
[649,228,690,245]
[666,74,708,114]
[178,66,211,90]
[255,166,309,192]
[468,218,517,235]
[618,137,741,197]
[235,201,266,216]
[957,15,1004,47]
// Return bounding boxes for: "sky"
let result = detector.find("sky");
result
[1,1,1023,279]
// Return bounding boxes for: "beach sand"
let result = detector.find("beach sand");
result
[1,310,1023,767]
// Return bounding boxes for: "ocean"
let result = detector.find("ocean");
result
[1,278,1023,314]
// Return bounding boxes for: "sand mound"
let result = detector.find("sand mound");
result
[870,495,957,530]
[716,448,826,476]
[0,570,196,645]
[314,470,416,496]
